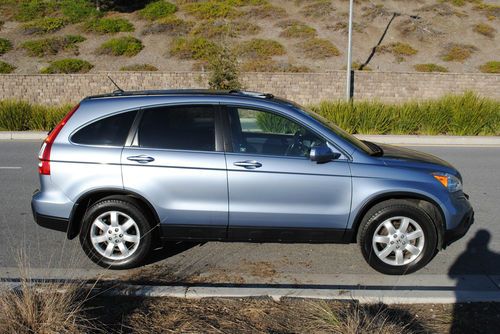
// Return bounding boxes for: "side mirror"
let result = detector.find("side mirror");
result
[310,145,340,163]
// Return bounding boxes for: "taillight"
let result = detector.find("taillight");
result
[38,103,80,175]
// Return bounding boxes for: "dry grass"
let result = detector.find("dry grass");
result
[479,61,500,73]
[298,38,340,59]
[241,59,310,72]
[234,38,286,59]
[441,43,478,62]
[396,18,442,41]
[377,42,418,61]
[141,15,194,36]
[242,4,287,20]
[277,19,317,39]
[299,0,335,18]
[473,23,496,38]
[414,63,449,72]
[120,64,158,71]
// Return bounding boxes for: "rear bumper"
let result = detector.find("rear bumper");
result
[444,208,474,246]
[31,193,69,233]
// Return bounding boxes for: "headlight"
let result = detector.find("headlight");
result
[433,172,462,192]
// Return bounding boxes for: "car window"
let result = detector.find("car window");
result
[228,107,325,157]
[71,110,137,146]
[138,105,216,151]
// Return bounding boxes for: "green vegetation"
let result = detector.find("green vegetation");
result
[22,17,66,34]
[138,1,177,21]
[170,37,220,60]
[0,100,72,130]
[441,43,478,62]
[120,64,158,71]
[59,0,100,23]
[299,0,334,18]
[278,20,316,39]
[14,0,57,22]
[257,112,300,134]
[142,16,194,35]
[479,61,500,73]
[208,46,242,90]
[241,59,310,72]
[40,58,93,74]
[0,37,12,55]
[97,36,143,56]
[14,0,99,23]
[191,20,260,39]
[473,23,496,38]
[0,61,16,74]
[298,38,340,59]
[184,1,239,19]
[311,92,499,136]
[234,38,286,59]
[83,17,134,34]
[21,35,85,57]
[243,4,287,19]
[378,42,418,61]
[414,63,449,72]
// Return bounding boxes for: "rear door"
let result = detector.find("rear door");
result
[121,104,228,240]
[223,106,352,242]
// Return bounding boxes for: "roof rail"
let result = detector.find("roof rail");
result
[229,90,274,99]
[85,89,276,100]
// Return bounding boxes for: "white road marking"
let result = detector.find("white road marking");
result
[0,166,22,170]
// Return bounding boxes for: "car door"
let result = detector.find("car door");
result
[121,104,228,240]
[223,106,352,242]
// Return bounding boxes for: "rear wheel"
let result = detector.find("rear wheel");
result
[80,199,152,269]
[358,199,438,275]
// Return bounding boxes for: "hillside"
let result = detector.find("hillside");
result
[0,0,499,74]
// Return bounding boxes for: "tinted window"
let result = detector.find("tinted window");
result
[138,106,216,151]
[71,111,137,146]
[228,107,325,157]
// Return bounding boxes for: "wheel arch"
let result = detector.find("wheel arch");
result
[67,188,161,241]
[348,191,446,249]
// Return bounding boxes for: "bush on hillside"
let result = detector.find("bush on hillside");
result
[298,38,340,59]
[142,16,194,35]
[234,38,286,59]
[440,43,478,62]
[22,17,66,34]
[40,59,93,74]
[138,1,177,21]
[120,64,158,71]
[170,37,220,60]
[473,23,496,38]
[97,36,144,56]
[0,38,13,55]
[0,61,16,74]
[278,20,317,39]
[21,35,85,57]
[208,45,241,90]
[414,63,448,72]
[83,17,134,34]
[241,59,311,73]
[479,61,500,73]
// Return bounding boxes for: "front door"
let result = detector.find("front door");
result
[121,104,228,240]
[224,106,352,242]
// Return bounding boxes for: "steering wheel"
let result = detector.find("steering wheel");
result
[285,131,307,156]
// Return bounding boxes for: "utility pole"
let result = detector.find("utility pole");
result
[346,0,354,101]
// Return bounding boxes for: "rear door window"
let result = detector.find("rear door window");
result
[137,105,216,152]
[71,110,137,146]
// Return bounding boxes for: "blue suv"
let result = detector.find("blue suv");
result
[32,90,474,275]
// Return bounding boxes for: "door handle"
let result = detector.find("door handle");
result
[233,160,262,169]
[127,155,155,164]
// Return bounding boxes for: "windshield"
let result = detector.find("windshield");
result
[294,104,376,155]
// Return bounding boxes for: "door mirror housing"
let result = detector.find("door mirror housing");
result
[309,145,340,163]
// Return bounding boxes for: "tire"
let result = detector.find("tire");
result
[79,198,153,269]
[357,199,438,275]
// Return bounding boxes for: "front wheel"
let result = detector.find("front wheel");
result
[79,198,153,269]
[358,199,438,275]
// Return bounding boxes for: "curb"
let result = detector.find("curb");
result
[1,132,499,146]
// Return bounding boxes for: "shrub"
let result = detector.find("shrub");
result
[184,1,239,19]
[0,37,12,55]
[139,0,177,20]
[414,63,448,72]
[243,4,287,19]
[22,17,66,34]
[191,20,260,39]
[83,17,134,34]
[343,61,372,71]
[40,58,93,74]
[278,20,317,39]
[14,0,57,22]
[142,16,194,35]
[241,59,310,72]
[120,63,158,71]
[298,38,340,59]
[170,37,220,60]
[473,23,496,38]
[300,0,334,18]
[441,43,478,62]
[0,100,72,130]
[234,38,286,59]
[21,35,85,57]
[0,61,16,74]
[473,3,500,19]
[59,0,100,23]
[479,61,500,73]
[97,36,144,56]
[377,42,417,61]
[208,45,241,90]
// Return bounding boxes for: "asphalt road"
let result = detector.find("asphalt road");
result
[0,141,499,289]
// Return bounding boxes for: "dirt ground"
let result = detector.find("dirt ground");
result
[0,0,498,74]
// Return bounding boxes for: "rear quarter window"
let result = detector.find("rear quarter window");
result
[71,110,137,146]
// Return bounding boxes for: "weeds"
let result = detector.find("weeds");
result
[97,36,143,56]
[22,17,66,34]
[120,64,158,71]
[40,59,93,74]
[170,36,220,60]
[298,38,340,59]
[414,63,448,72]
[138,0,177,21]
[479,61,500,73]
[241,59,310,72]
[83,17,134,34]
[441,43,478,62]
[377,42,417,62]
[184,1,239,19]
[21,35,85,57]
[0,61,16,74]
[242,4,287,19]
[142,15,194,36]
[0,37,12,55]
[278,20,317,39]
[473,23,496,38]
[208,45,241,90]
[234,38,286,59]
[300,0,335,18]
[0,100,71,130]
[191,20,260,39]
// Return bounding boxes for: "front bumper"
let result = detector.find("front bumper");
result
[444,207,474,247]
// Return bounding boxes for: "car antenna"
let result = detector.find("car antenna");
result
[107,75,124,94]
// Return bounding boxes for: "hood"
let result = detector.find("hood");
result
[375,143,455,171]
